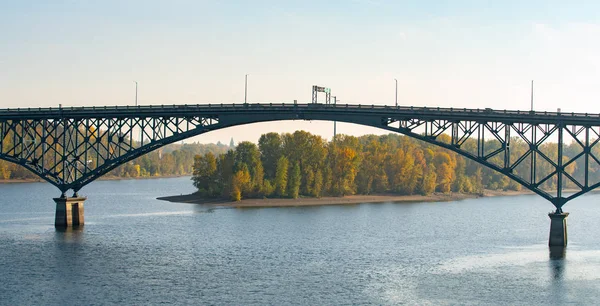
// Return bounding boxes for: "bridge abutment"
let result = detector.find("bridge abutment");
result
[548,212,569,247]
[54,196,86,227]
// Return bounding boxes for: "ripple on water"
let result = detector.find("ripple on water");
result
[1,178,600,305]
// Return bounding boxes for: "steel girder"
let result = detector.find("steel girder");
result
[1,103,600,210]
[0,113,218,194]
[383,117,600,212]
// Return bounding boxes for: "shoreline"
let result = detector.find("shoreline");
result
[157,189,535,208]
[0,174,191,185]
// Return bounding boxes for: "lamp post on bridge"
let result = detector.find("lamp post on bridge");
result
[333,96,337,139]
[134,81,143,145]
[530,80,534,112]
[134,81,138,107]
[244,74,249,104]
[394,78,398,107]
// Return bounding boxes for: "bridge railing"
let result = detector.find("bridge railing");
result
[1,102,599,120]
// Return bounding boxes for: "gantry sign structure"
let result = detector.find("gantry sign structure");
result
[2,103,600,213]
[312,85,332,104]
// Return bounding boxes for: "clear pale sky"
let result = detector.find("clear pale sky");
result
[1,1,599,144]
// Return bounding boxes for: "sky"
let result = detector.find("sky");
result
[1,0,599,144]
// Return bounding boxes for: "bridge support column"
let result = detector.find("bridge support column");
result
[54,197,86,227]
[548,212,569,247]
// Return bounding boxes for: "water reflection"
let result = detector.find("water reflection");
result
[549,246,566,280]
[53,226,87,305]
[548,246,567,305]
[55,225,85,243]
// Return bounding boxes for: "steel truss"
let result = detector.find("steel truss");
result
[0,113,218,195]
[385,116,600,212]
[2,103,600,211]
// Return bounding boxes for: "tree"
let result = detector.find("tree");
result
[235,142,260,173]
[330,144,359,196]
[133,164,141,177]
[218,150,236,197]
[420,165,437,195]
[160,153,177,175]
[258,132,283,180]
[192,152,218,195]
[356,139,387,194]
[389,148,417,194]
[434,151,455,193]
[262,179,275,196]
[253,162,265,196]
[234,141,263,195]
[288,162,301,198]
[229,137,235,148]
[436,163,453,193]
[313,169,323,197]
[0,161,11,180]
[274,156,289,197]
[231,163,251,201]
[282,131,327,196]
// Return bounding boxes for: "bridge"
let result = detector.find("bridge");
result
[3,102,599,246]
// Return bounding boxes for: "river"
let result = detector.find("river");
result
[1,176,599,305]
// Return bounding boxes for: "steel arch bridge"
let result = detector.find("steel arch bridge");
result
[2,102,600,212]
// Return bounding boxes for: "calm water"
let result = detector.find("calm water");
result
[1,177,600,305]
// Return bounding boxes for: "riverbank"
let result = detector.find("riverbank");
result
[0,178,44,184]
[157,189,535,208]
[0,174,191,185]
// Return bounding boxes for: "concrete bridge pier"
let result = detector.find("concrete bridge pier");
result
[548,212,569,247]
[54,195,86,227]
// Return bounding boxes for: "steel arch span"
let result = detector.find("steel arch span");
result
[2,102,600,211]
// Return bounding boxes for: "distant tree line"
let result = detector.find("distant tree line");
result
[0,142,231,181]
[192,131,595,201]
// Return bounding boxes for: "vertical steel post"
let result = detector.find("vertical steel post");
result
[531,126,536,185]
[504,125,511,169]
[585,127,590,188]
[557,124,563,199]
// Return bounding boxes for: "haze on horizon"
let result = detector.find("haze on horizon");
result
[1,0,599,144]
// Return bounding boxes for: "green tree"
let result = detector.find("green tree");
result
[258,132,283,180]
[218,150,236,197]
[274,156,289,197]
[234,141,263,194]
[262,179,275,196]
[313,169,323,197]
[288,162,301,198]
[192,152,218,195]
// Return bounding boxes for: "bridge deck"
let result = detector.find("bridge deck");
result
[1,103,599,125]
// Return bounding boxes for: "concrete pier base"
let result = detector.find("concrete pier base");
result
[548,212,569,247]
[54,197,86,227]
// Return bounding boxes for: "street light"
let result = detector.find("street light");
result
[134,81,138,106]
[134,81,142,145]
[244,74,249,104]
[333,96,338,139]
[530,80,534,112]
[394,78,398,107]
